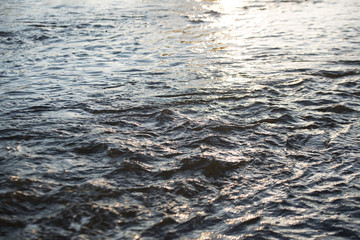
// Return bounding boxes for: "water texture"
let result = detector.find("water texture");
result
[1,0,360,239]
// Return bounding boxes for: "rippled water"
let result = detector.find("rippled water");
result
[1,0,360,239]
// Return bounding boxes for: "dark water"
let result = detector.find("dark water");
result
[1,0,360,239]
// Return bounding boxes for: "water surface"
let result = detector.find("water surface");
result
[1,0,360,239]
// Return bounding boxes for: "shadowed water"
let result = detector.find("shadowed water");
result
[1,0,360,239]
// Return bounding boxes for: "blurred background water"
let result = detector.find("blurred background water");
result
[1,0,360,239]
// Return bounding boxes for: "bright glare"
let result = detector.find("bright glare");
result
[220,0,236,8]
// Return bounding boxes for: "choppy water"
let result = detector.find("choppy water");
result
[1,0,360,239]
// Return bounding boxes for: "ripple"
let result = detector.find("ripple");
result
[311,69,360,79]
[1,0,360,239]
[316,104,356,114]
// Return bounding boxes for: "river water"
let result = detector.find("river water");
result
[1,0,360,239]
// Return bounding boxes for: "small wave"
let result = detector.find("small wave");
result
[185,135,236,149]
[338,80,358,88]
[0,215,26,229]
[204,10,221,16]
[0,31,14,38]
[73,141,108,155]
[26,105,56,112]
[225,216,261,235]
[102,119,140,128]
[179,156,247,178]
[154,109,176,125]
[295,99,337,106]
[256,114,297,125]
[311,70,360,79]
[210,124,253,133]
[0,133,36,141]
[32,34,52,41]
[316,104,356,114]
[332,60,360,66]
[159,214,220,239]
[286,133,312,150]
[188,19,206,24]
[114,159,152,174]
[141,217,177,238]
